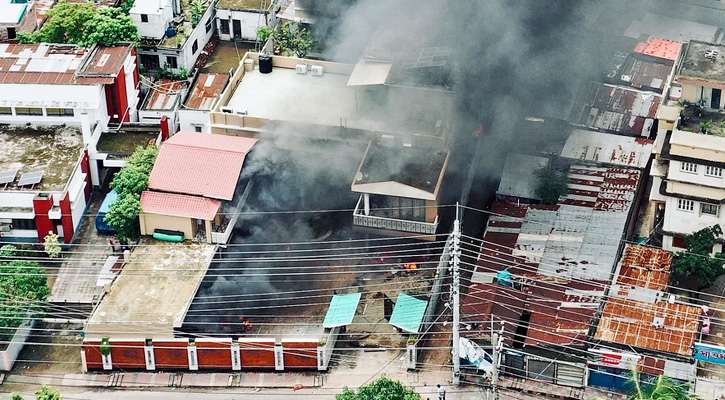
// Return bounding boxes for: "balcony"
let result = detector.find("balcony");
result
[352,196,438,235]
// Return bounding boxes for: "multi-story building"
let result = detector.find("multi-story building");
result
[132,0,216,73]
[677,40,725,110]
[215,0,279,42]
[0,42,140,186]
[650,128,725,251]
[0,0,37,41]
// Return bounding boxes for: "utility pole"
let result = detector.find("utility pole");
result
[452,203,461,386]
[491,324,504,400]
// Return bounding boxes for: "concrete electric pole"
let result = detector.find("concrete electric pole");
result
[491,324,504,400]
[452,203,461,386]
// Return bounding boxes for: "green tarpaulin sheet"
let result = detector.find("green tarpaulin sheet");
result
[323,293,361,328]
[389,293,428,334]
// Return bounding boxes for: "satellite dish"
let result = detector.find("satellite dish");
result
[355,171,363,182]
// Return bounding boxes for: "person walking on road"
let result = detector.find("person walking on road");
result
[437,384,446,400]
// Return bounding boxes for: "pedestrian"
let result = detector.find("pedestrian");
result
[437,384,446,400]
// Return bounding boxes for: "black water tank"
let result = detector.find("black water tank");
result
[259,55,273,74]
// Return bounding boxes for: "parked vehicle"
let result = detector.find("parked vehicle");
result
[96,190,118,234]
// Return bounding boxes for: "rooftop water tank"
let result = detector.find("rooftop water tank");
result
[259,55,273,74]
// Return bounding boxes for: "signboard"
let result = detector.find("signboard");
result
[694,343,725,365]
[588,348,640,369]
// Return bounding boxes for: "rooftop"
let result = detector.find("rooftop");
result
[0,43,132,86]
[85,242,216,338]
[560,129,654,169]
[633,38,683,62]
[148,131,258,200]
[216,0,270,10]
[96,131,161,158]
[614,244,672,292]
[351,138,449,201]
[0,0,28,24]
[157,0,211,49]
[475,166,641,280]
[0,126,83,192]
[569,82,661,136]
[679,40,725,84]
[141,191,221,220]
[594,298,700,356]
[142,80,185,111]
[618,56,674,93]
[667,128,725,163]
[461,283,526,345]
[221,55,453,136]
[184,73,228,110]
[496,153,548,201]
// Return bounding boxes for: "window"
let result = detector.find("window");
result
[702,203,720,216]
[369,195,427,222]
[15,107,43,116]
[194,125,203,132]
[677,199,695,212]
[166,56,178,69]
[680,162,698,174]
[141,14,149,23]
[7,27,16,40]
[220,19,230,35]
[205,19,213,33]
[11,218,36,231]
[0,107,11,115]
[46,108,74,117]
[192,39,198,54]
[706,165,723,177]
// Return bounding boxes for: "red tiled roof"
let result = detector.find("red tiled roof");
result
[634,38,682,61]
[141,191,221,220]
[148,131,258,200]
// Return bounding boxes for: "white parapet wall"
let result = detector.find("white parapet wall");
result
[0,319,35,371]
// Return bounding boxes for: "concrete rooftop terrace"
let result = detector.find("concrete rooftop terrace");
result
[85,242,216,339]
[679,40,725,83]
[0,126,83,192]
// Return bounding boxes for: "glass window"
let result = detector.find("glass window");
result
[677,199,694,212]
[194,125,203,132]
[705,165,723,177]
[205,19,213,33]
[220,19,230,35]
[11,219,36,230]
[141,14,149,23]
[15,107,43,116]
[701,203,720,216]
[166,56,178,69]
[192,40,198,54]
[46,108,74,116]
[0,107,11,115]
[680,162,698,173]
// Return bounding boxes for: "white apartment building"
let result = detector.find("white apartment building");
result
[216,0,278,41]
[650,128,725,252]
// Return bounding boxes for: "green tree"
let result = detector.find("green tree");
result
[256,26,274,43]
[18,1,138,47]
[535,165,569,205]
[10,392,24,400]
[627,369,695,400]
[272,22,316,58]
[0,247,51,341]
[35,385,62,400]
[336,377,421,400]
[190,0,208,26]
[673,225,725,289]
[43,232,62,258]
[105,192,141,244]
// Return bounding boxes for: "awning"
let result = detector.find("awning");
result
[346,62,392,86]
[323,293,361,328]
[389,293,428,334]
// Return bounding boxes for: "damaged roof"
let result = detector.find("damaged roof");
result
[496,153,549,200]
[569,82,661,136]
[461,283,526,345]
[185,73,228,110]
[617,55,674,93]
[142,80,185,111]
[475,165,641,281]
[560,129,654,169]
[614,244,672,292]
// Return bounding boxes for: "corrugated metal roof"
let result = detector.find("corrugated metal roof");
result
[140,191,221,220]
[389,293,428,334]
[461,283,526,345]
[618,56,673,93]
[633,38,682,62]
[476,165,640,281]
[594,298,700,356]
[561,129,654,169]
[496,153,549,200]
[323,293,361,328]
[148,131,258,201]
[143,80,185,111]
[614,244,672,292]
[185,74,228,110]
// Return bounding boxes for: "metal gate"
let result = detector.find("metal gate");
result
[556,363,586,387]
[527,358,555,382]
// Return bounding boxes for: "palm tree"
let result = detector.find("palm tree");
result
[628,369,697,400]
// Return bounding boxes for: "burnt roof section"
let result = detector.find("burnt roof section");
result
[0,42,132,85]
[679,40,725,84]
[185,73,228,110]
[355,138,448,194]
[617,55,674,94]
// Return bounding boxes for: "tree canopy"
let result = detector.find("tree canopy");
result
[672,225,725,288]
[535,164,569,205]
[0,245,51,341]
[336,377,421,400]
[271,21,317,58]
[18,1,138,47]
[628,370,695,400]
[106,145,158,244]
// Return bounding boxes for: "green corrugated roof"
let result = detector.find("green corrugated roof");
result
[389,293,428,334]
[323,293,361,328]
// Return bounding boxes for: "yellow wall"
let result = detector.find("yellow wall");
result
[425,200,438,223]
[681,84,699,103]
[139,213,196,240]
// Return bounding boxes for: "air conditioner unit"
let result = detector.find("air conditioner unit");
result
[220,107,234,114]
[311,65,324,76]
[295,64,307,74]
[652,316,665,329]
